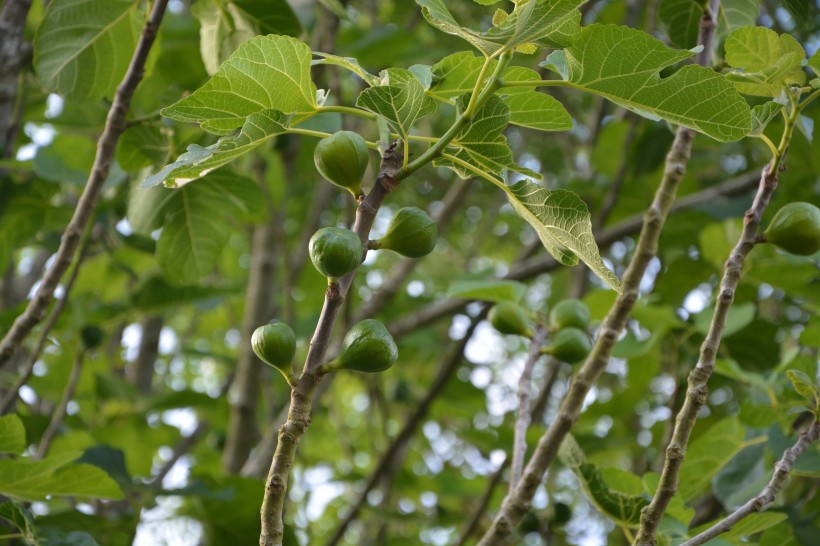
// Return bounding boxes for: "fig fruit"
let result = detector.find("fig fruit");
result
[334,319,397,373]
[373,207,438,258]
[488,301,532,337]
[543,327,591,364]
[763,202,820,256]
[549,300,590,331]
[251,322,296,375]
[314,131,370,195]
[309,227,363,279]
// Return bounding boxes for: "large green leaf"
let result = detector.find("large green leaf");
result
[719,0,763,36]
[504,91,572,131]
[541,24,751,142]
[33,0,141,100]
[192,0,302,75]
[434,94,540,179]
[505,180,621,292]
[428,51,541,101]
[161,35,317,134]
[725,27,806,97]
[0,415,25,455]
[0,452,123,501]
[356,69,437,140]
[143,109,291,187]
[137,173,264,283]
[416,0,582,55]
[678,418,747,501]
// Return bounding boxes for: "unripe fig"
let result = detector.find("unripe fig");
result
[309,227,363,279]
[543,327,591,364]
[763,202,820,256]
[373,207,438,258]
[334,319,398,373]
[488,301,532,337]
[251,322,296,376]
[314,131,370,195]
[549,299,590,331]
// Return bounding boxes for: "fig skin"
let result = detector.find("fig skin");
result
[309,227,364,279]
[335,319,398,373]
[252,322,296,374]
[544,327,592,364]
[549,300,590,331]
[375,207,438,258]
[314,131,369,195]
[488,301,532,337]
[764,202,820,256]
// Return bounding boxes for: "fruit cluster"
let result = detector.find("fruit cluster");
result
[488,299,592,364]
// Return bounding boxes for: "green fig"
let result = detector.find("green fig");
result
[334,319,397,373]
[549,300,590,331]
[543,327,592,364]
[488,301,532,337]
[314,131,370,195]
[251,322,296,375]
[309,227,363,280]
[373,207,438,258]
[763,202,820,256]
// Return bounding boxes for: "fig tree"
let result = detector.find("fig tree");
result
[549,299,590,331]
[333,319,397,373]
[314,131,370,195]
[763,202,820,256]
[309,227,363,280]
[373,207,438,258]
[543,327,591,364]
[488,301,532,337]
[252,322,296,377]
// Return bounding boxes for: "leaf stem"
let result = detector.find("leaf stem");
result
[317,104,378,120]
[439,152,507,191]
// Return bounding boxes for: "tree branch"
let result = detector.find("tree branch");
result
[679,421,820,546]
[0,0,169,369]
[511,326,547,491]
[633,115,797,545]
[0,0,32,161]
[35,347,85,459]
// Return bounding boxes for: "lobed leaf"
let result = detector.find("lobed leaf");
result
[356,69,437,140]
[161,35,317,134]
[0,415,26,455]
[0,452,123,501]
[34,0,141,100]
[725,27,806,97]
[416,0,582,55]
[678,418,746,501]
[541,24,751,142]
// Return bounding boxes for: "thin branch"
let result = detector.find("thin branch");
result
[128,315,162,393]
[148,420,209,488]
[323,311,487,546]
[511,326,548,491]
[0,224,93,414]
[259,143,404,546]
[0,0,32,161]
[0,0,169,369]
[456,460,509,546]
[633,107,798,545]
[35,347,85,459]
[679,421,820,546]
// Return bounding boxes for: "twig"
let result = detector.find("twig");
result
[633,111,798,544]
[148,420,209,488]
[0,223,93,414]
[0,0,169,369]
[322,311,487,546]
[35,347,85,459]
[456,460,509,546]
[128,315,162,393]
[511,326,547,491]
[679,421,820,546]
